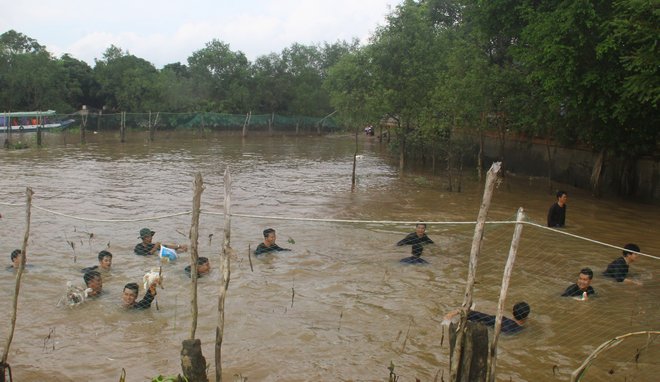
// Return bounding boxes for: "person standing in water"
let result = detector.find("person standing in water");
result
[547,191,568,227]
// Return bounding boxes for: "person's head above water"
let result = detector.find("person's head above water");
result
[97,250,113,270]
[263,228,277,246]
[10,249,23,267]
[512,301,531,322]
[415,223,427,237]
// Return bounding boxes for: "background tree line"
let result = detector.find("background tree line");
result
[1,0,657,196]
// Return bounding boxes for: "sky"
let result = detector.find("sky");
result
[1,0,403,68]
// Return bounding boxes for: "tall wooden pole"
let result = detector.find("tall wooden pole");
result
[488,207,525,382]
[1,187,33,367]
[215,168,232,382]
[181,173,208,382]
[189,173,204,339]
[449,162,501,382]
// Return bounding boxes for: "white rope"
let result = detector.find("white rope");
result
[522,221,659,260]
[0,201,25,207]
[31,204,192,222]
[4,202,657,260]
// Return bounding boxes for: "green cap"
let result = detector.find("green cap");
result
[139,228,155,238]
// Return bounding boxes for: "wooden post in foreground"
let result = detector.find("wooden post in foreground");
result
[449,162,501,382]
[449,321,489,382]
[215,168,232,382]
[181,172,208,382]
[1,187,33,381]
[189,172,203,339]
[488,207,525,382]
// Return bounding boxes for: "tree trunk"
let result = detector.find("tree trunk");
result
[590,149,605,197]
[181,339,208,382]
[449,321,489,382]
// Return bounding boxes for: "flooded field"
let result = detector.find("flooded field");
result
[1,131,658,381]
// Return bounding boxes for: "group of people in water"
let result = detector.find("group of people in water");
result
[7,203,644,324]
[395,189,644,334]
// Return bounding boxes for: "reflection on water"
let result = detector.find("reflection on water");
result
[0,131,658,381]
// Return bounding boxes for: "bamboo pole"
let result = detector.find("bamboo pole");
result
[570,331,659,382]
[449,162,501,382]
[488,207,525,382]
[189,172,204,339]
[215,168,232,382]
[1,187,33,367]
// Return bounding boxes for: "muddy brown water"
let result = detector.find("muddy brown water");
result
[1,131,658,381]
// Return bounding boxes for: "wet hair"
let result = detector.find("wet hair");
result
[83,270,101,286]
[513,301,531,321]
[579,267,593,279]
[622,243,640,257]
[98,250,113,262]
[263,228,275,238]
[411,243,423,257]
[556,190,567,199]
[10,249,22,261]
[124,282,139,295]
[197,257,209,266]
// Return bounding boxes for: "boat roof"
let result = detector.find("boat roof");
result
[1,110,57,117]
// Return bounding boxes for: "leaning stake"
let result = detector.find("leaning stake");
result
[449,162,501,382]
[1,187,33,380]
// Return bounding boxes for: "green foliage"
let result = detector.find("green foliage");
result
[388,361,400,382]
[150,375,186,382]
[0,0,657,181]
[4,139,30,150]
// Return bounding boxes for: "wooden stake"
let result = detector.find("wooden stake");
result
[488,207,525,382]
[242,111,250,137]
[215,168,232,382]
[449,162,501,382]
[1,187,33,366]
[120,112,126,143]
[351,127,358,192]
[189,172,204,339]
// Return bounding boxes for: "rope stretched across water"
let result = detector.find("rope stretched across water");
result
[1,201,657,260]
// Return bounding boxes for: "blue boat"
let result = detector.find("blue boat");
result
[1,110,75,133]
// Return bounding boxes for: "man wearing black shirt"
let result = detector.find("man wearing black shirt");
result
[122,282,157,309]
[562,268,595,298]
[603,243,642,285]
[255,228,291,255]
[547,191,567,227]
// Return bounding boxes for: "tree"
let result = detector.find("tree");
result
[368,0,445,170]
[59,54,100,111]
[188,40,251,113]
[94,45,160,111]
